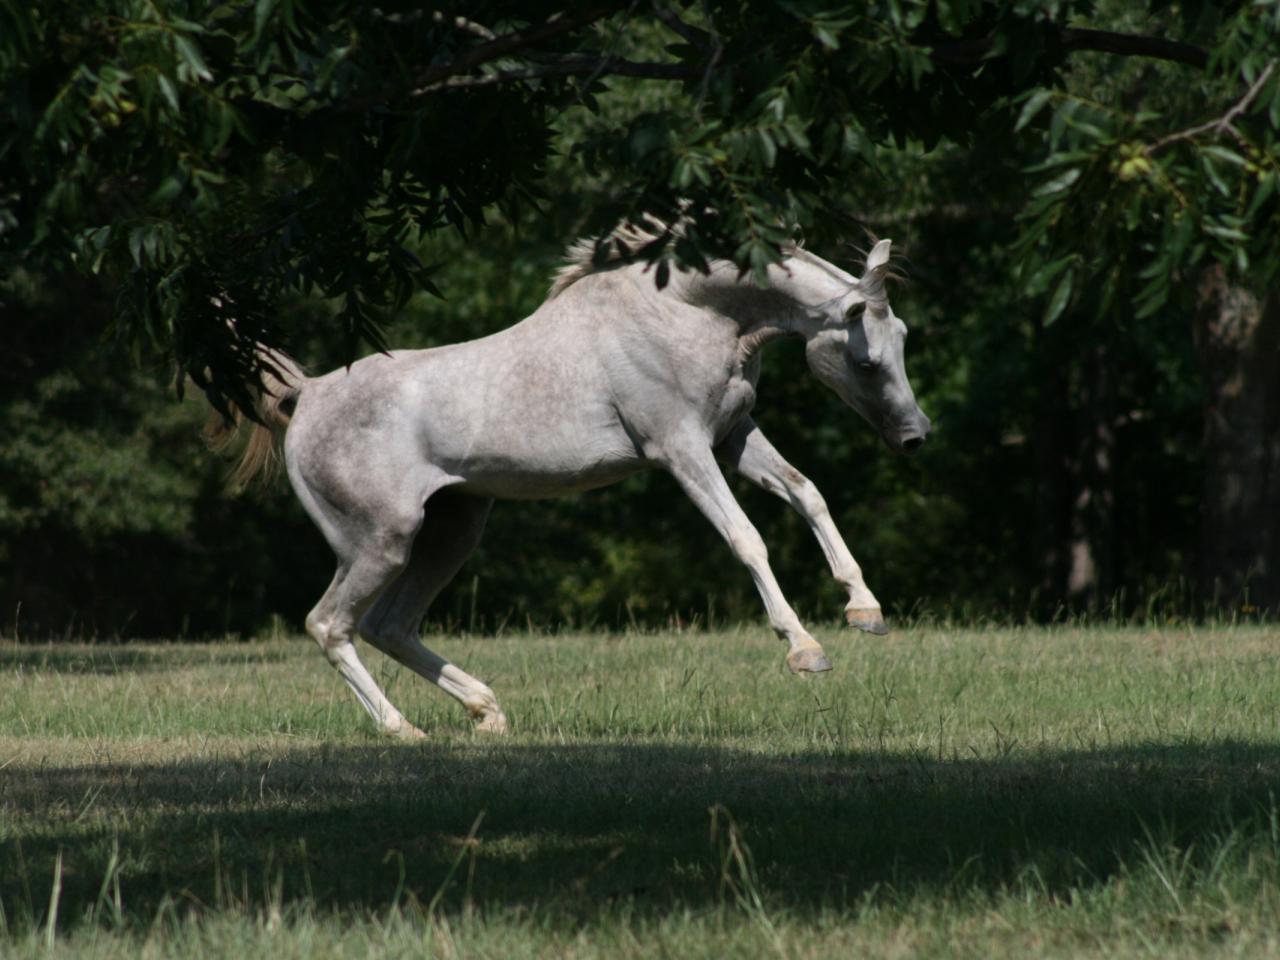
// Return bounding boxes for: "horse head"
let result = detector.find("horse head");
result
[802,239,932,454]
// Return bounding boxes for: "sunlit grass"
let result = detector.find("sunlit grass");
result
[2,625,1279,957]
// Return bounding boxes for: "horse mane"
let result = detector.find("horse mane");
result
[547,217,898,300]
[547,220,675,299]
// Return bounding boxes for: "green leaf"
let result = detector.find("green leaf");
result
[1203,222,1248,241]
[173,35,213,82]
[755,128,777,168]
[1202,146,1246,167]
[1043,269,1074,325]
[1201,155,1230,196]
[1067,120,1109,141]
[1027,255,1073,295]
[1015,89,1053,132]
[254,0,281,43]
[1025,150,1093,173]
[1247,171,1276,216]
[128,226,146,267]
[1033,167,1081,197]
[157,74,179,112]
[813,25,840,50]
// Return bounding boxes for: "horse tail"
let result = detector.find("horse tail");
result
[203,345,308,492]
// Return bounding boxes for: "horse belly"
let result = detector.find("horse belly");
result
[435,418,647,500]
[457,458,648,500]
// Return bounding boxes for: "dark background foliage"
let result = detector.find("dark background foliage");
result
[1,0,1275,636]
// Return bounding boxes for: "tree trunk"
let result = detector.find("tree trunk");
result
[1193,266,1280,613]
[1033,327,1074,613]
[1034,325,1118,615]
[1067,344,1116,609]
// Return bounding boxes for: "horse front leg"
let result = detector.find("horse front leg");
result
[657,431,831,674]
[715,418,888,635]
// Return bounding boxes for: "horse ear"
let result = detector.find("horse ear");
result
[860,238,893,300]
[865,238,892,272]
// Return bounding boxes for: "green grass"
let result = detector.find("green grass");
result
[2,624,1279,957]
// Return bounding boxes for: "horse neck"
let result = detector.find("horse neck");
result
[672,255,837,358]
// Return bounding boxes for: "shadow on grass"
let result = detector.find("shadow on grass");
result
[0,644,291,675]
[2,738,1279,926]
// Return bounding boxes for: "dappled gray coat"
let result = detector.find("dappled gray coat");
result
[210,231,930,737]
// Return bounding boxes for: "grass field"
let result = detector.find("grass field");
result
[2,623,1279,957]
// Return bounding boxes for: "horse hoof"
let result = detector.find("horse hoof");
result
[475,711,509,734]
[846,606,889,635]
[787,646,833,674]
[388,722,428,741]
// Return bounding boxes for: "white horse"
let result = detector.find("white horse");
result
[212,230,930,738]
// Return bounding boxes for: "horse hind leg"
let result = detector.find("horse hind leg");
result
[291,468,434,739]
[358,490,508,733]
[305,544,428,740]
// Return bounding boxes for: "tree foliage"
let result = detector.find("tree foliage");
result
[1016,3,1280,325]
[2,0,1278,634]
[6,1,1272,406]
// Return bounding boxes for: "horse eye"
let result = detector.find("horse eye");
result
[845,302,866,319]
[857,360,875,372]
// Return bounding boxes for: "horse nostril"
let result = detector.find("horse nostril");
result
[902,435,925,454]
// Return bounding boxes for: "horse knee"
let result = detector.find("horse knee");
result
[793,479,829,519]
[728,528,769,568]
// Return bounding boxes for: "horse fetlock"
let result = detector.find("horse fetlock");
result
[463,685,508,733]
[845,604,889,635]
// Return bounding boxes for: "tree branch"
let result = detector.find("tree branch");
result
[415,58,700,93]
[1147,60,1277,153]
[345,6,618,110]
[652,5,711,50]
[1060,27,1208,69]
[412,6,616,89]
[432,12,496,42]
[370,14,1217,113]
[931,25,1209,70]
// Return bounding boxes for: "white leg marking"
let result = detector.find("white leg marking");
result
[304,549,428,740]
[362,629,508,733]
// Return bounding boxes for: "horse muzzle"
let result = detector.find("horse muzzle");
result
[891,412,931,455]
